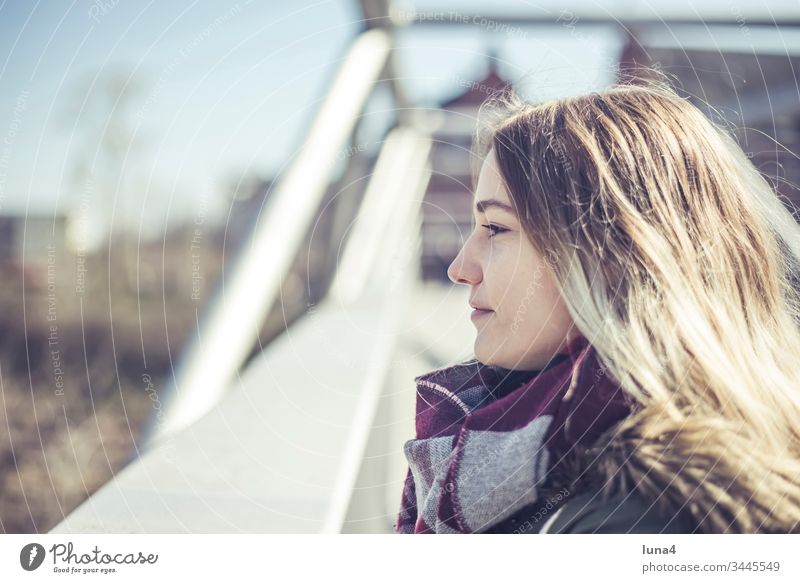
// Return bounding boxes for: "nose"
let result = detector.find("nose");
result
[447,243,481,286]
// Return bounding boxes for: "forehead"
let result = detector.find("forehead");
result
[473,150,516,215]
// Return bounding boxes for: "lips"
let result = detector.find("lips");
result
[470,307,493,321]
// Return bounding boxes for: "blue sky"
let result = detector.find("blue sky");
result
[0,0,797,237]
[0,1,361,234]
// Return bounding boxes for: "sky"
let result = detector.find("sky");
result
[0,0,797,240]
[0,1,360,239]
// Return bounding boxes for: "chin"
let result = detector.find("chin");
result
[474,340,506,368]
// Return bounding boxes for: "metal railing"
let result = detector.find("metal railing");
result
[147,27,394,445]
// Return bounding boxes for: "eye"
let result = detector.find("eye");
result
[482,223,508,238]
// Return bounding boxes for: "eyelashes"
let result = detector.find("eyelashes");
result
[482,223,508,238]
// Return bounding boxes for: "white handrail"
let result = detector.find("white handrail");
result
[148,29,392,445]
[321,125,432,532]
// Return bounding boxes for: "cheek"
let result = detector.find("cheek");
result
[502,262,569,327]
[482,242,567,320]
[531,278,572,337]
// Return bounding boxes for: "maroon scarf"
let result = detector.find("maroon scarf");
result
[394,336,634,533]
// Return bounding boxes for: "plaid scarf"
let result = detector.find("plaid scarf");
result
[394,336,634,533]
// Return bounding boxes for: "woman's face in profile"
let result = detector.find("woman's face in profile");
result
[447,148,577,371]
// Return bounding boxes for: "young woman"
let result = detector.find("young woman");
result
[395,77,800,534]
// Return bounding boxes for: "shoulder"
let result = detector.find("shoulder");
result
[539,488,699,534]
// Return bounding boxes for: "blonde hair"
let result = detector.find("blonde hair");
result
[474,74,800,533]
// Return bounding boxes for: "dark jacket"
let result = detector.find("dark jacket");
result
[484,486,699,534]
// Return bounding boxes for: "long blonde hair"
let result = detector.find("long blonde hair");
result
[474,75,800,532]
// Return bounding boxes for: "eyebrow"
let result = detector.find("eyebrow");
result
[474,199,517,215]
